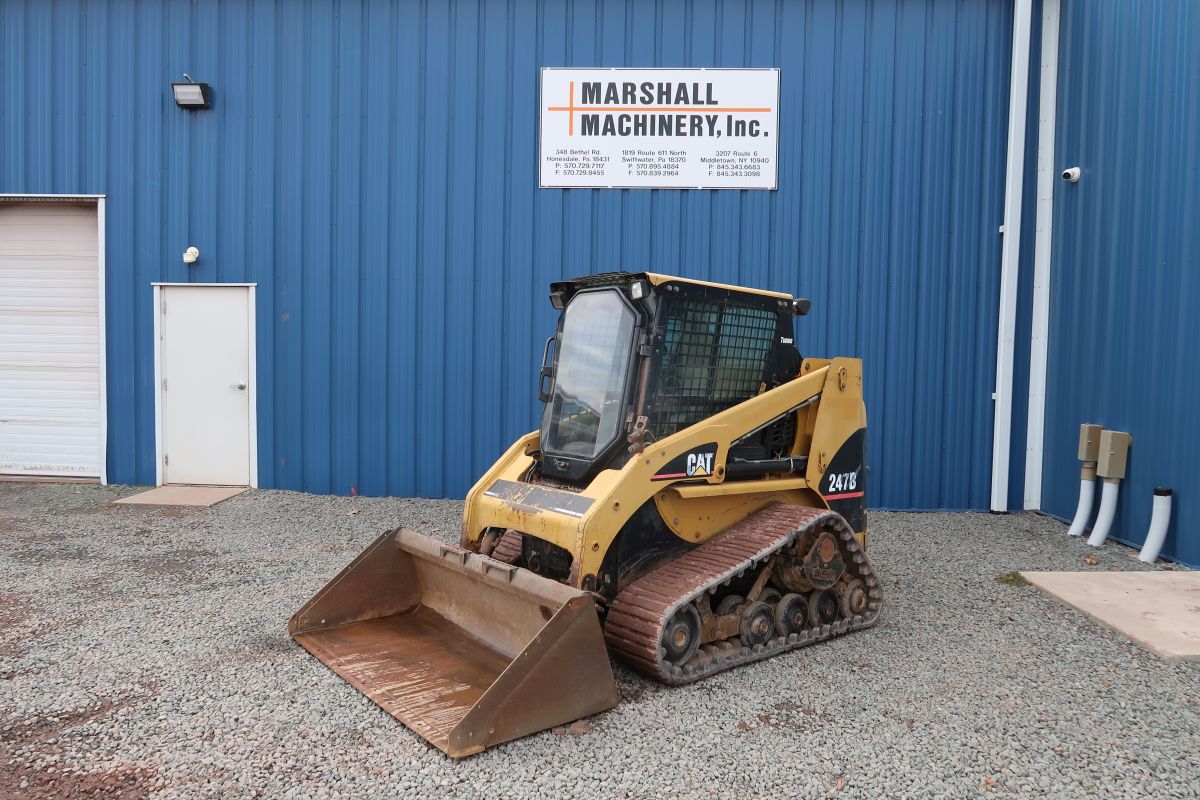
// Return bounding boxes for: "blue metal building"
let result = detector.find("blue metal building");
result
[1,0,1196,564]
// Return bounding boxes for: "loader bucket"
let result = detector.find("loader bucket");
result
[289,528,619,757]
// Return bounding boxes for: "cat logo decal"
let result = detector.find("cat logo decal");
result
[652,443,719,481]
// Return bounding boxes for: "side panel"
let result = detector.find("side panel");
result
[819,427,867,533]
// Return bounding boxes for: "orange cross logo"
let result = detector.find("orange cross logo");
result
[547,81,581,136]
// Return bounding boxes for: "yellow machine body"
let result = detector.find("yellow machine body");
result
[461,357,867,581]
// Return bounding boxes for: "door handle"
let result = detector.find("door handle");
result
[231,381,247,391]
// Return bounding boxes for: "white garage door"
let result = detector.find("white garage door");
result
[0,203,102,477]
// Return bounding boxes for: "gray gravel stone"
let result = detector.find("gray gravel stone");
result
[0,482,1197,798]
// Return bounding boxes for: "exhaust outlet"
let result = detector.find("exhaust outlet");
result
[1067,424,1102,536]
[1087,430,1132,547]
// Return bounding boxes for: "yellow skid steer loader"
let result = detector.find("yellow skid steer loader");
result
[291,272,879,757]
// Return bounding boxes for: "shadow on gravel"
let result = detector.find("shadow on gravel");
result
[123,548,220,580]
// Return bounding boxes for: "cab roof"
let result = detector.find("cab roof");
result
[550,271,793,301]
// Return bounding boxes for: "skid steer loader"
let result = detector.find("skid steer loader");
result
[290,272,879,757]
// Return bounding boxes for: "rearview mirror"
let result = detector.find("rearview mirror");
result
[792,298,812,316]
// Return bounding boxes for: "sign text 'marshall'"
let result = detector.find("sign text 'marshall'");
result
[580,82,719,106]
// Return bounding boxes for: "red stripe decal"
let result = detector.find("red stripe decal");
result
[824,490,865,501]
[652,472,687,480]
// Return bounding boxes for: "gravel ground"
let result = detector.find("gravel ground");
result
[1,482,1198,799]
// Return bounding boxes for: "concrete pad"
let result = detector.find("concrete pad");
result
[1022,570,1200,660]
[113,485,247,507]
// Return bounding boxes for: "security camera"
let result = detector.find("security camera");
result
[182,246,200,264]
[1061,167,1081,183]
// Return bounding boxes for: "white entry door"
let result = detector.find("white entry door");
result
[156,284,255,486]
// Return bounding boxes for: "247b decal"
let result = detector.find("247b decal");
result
[827,471,858,492]
[823,468,864,499]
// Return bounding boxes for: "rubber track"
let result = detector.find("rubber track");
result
[604,503,882,685]
[491,529,524,564]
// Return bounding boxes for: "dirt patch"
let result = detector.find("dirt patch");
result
[0,511,21,535]
[0,762,156,800]
[0,700,157,800]
[0,593,33,660]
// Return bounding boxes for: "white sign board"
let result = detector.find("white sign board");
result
[539,68,779,190]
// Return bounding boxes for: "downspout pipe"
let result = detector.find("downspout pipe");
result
[1086,430,1133,547]
[1066,462,1097,536]
[1067,424,1102,536]
[989,0,1034,512]
[1086,479,1121,547]
[1138,488,1173,564]
[1022,0,1061,511]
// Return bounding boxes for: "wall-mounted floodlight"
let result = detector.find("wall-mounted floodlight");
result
[172,74,212,109]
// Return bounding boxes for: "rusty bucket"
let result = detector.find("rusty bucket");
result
[289,529,618,757]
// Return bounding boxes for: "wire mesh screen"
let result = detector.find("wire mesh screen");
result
[651,298,778,438]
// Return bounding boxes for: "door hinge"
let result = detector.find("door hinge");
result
[163,454,169,466]
[161,378,167,390]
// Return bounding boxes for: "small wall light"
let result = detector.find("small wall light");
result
[172,74,212,109]
[182,246,200,264]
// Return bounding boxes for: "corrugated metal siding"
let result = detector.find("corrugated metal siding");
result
[0,0,1015,506]
[1042,0,1200,564]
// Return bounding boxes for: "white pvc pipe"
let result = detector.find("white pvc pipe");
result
[1087,481,1120,547]
[1022,0,1061,511]
[1138,489,1173,563]
[1066,478,1095,536]
[989,0,1034,513]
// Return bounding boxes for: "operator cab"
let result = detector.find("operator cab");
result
[537,272,808,484]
